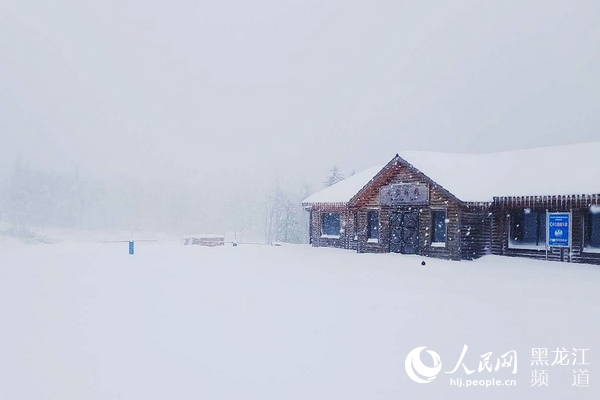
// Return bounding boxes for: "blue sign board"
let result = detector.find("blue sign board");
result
[129,241,135,255]
[547,213,571,248]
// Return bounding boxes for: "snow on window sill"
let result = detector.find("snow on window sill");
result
[320,234,340,239]
[583,246,600,254]
[431,242,446,248]
[366,238,379,243]
[508,242,546,251]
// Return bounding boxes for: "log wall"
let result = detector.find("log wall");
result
[351,161,463,260]
[491,195,600,265]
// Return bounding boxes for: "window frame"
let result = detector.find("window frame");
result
[366,209,380,243]
[320,212,341,238]
[508,209,547,250]
[430,208,447,248]
[583,209,600,253]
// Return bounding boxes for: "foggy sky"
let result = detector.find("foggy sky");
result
[2,0,599,189]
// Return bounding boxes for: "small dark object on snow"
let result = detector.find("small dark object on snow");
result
[421,260,426,266]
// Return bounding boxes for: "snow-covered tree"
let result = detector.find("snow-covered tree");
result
[324,165,344,187]
[264,177,309,245]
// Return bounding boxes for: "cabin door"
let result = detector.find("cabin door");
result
[389,211,419,254]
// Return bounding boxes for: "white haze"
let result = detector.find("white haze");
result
[1,0,599,238]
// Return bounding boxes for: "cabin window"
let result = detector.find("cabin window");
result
[510,209,546,247]
[431,210,447,246]
[321,212,340,237]
[584,209,600,249]
[353,212,359,239]
[367,210,379,241]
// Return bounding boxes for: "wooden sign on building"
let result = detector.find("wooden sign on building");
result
[380,183,429,206]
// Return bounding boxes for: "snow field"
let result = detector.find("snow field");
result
[0,241,598,399]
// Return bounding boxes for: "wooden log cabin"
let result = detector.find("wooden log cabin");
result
[302,142,600,265]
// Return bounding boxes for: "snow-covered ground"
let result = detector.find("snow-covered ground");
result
[0,238,598,399]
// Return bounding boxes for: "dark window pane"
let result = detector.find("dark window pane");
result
[432,210,447,243]
[538,212,546,245]
[511,210,524,242]
[587,212,600,248]
[521,212,538,244]
[511,210,546,245]
[367,211,379,239]
[321,212,340,236]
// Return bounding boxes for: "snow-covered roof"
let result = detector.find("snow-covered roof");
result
[399,142,600,202]
[302,166,383,205]
[303,142,600,205]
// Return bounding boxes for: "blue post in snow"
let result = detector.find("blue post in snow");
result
[129,241,135,255]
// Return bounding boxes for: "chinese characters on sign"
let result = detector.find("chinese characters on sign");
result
[547,212,571,247]
[380,183,429,206]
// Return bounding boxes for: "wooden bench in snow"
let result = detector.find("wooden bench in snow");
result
[183,234,225,247]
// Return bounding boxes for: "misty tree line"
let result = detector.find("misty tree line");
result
[0,161,351,244]
[1,161,87,229]
[264,183,307,244]
[263,166,345,243]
